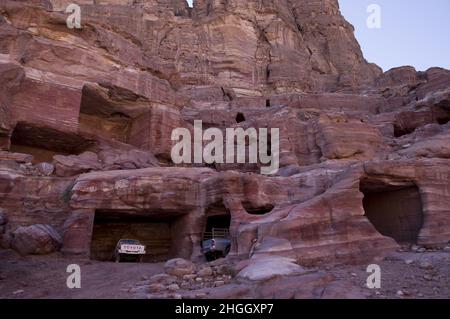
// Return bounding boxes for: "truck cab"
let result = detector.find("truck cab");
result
[201,228,231,261]
[114,239,146,263]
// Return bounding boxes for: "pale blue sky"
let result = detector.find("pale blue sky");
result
[186,1,449,72]
[338,0,450,71]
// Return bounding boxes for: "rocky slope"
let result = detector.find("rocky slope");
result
[0,0,449,298]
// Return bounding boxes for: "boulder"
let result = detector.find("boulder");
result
[197,266,214,278]
[53,152,102,177]
[11,224,62,255]
[36,162,55,176]
[237,256,306,281]
[98,148,159,170]
[148,273,177,285]
[164,258,196,277]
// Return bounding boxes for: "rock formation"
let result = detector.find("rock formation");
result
[11,224,62,255]
[0,0,449,272]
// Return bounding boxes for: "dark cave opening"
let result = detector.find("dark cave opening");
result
[203,201,231,233]
[78,85,132,143]
[437,117,450,125]
[201,201,232,260]
[235,112,246,123]
[205,162,218,170]
[243,203,274,215]
[361,182,424,244]
[393,124,416,138]
[204,214,231,233]
[90,210,183,263]
[10,122,92,163]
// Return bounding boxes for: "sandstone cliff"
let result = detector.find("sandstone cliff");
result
[0,0,449,268]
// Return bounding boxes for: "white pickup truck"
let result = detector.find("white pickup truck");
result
[114,239,146,263]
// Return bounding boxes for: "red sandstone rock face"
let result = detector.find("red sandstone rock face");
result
[0,0,449,273]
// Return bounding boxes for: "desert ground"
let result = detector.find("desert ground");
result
[1,248,448,299]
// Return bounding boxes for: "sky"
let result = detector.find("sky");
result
[339,0,450,71]
[185,0,449,72]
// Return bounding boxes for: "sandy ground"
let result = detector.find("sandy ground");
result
[0,249,448,299]
[0,250,164,299]
[326,250,450,299]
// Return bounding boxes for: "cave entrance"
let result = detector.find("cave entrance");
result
[10,122,92,163]
[202,202,231,261]
[361,181,424,244]
[205,214,231,233]
[243,202,274,215]
[235,112,246,123]
[90,210,183,263]
[393,124,416,138]
[437,114,450,125]
[78,85,133,142]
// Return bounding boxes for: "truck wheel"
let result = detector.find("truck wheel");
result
[138,255,144,263]
[115,254,120,263]
[224,246,230,257]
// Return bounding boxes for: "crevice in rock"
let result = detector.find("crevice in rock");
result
[206,2,212,15]
[221,87,233,101]
[254,26,272,88]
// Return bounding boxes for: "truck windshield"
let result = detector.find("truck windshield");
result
[120,240,140,244]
